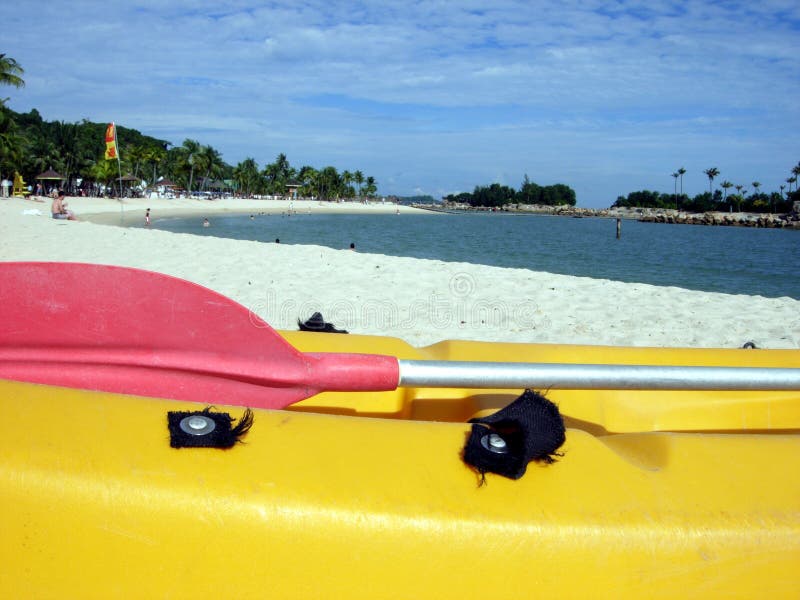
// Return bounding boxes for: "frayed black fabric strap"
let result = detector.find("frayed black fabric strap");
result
[298,312,348,333]
[168,407,254,449]
[463,389,565,480]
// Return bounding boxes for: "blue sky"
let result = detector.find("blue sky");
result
[6,0,800,207]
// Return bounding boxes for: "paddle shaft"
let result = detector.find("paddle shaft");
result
[398,360,800,391]
[3,262,799,411]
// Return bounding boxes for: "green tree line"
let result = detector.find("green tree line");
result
[614,165,800,214]
[444,175,577,208]
[0,54,378,199]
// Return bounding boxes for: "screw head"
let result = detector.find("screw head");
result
[179,415,216,436]
[480,432,509,454]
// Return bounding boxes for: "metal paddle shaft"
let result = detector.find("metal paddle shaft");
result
[398,360,800,391]
[2,262,799,412]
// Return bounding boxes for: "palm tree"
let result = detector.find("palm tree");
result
[791,164,800,192]
[671,172,679,208]
[195,144,224,191]
[788,177,796,193]
[263,153,294,196]
[721,180,733,209]
[233,158,260,196]
[704,167,720,204]
[341,170,354,198]
[364,176,377,198]
[144,146,166,188]
[677,167,686,206]
[297,165,318,198]
[0,106,23,178]
[180,139,201,195]
[354,170,365,199]
[734,184,744,212]
[0,54,25,91]
[125,144,149,180]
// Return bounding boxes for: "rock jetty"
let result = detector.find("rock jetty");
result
[435,201,800,229]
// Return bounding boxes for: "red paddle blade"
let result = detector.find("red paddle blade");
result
[0,262,398,408]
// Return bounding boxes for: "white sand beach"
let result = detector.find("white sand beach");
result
[1,195,798,349]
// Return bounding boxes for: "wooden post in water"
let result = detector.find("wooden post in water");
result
[616,218,621,239]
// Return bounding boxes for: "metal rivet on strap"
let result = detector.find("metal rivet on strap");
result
[480,432,509,454]
[179,415,216,436]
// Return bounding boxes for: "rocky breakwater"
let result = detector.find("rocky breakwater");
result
[638,204,800,229]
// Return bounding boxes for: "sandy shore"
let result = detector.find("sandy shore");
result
[1,195,798,349]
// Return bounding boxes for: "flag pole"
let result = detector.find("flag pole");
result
[106,122,124,224]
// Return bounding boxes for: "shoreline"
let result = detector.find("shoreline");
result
[69,195,433,223]
[1,196,798,349]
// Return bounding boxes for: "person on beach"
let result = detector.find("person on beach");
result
[203,218,210,228]
[145,208,151,226]
[51,191,75,220]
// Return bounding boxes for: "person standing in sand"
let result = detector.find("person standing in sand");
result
[145,208,151,226]
[51,190,76,220]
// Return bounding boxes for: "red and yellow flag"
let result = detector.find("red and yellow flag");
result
[104,122,118,160]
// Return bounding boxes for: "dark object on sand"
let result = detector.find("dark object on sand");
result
[298,312,349,334]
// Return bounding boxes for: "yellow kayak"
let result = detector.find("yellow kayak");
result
[2,332,799,599]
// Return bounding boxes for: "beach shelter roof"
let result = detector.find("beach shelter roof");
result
[36,168,65,180]
[155,178,177,187]
[120,173,139,182]
[206,179,228,190]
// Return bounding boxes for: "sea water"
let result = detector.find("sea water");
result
[145,212,800,299]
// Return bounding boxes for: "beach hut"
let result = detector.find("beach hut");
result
[119,173,140,197]
[36,168,65,195]
[147,178,178,199]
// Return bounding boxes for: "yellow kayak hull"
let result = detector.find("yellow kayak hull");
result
[1,334,799,598]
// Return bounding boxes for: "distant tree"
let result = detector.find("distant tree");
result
[612,190,671,209]
[470,183,516,207]
[354,170,364,198]
[364,175,377,198]
[516,174,541,204]
[0,54,25,91]
[263,153,295,195]
[720,180,733,209]
[297,165,318,197]
[233,158,260,196]
[671,172,679,208]
[180,139,202,194]
[703,167,720,206]
[677,167,686,206]
[144,146,166,187]
[341,170,354,198]
[196,145,224,191]
[125,144,149,180]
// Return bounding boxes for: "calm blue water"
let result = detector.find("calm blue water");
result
[143,212,800,299]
